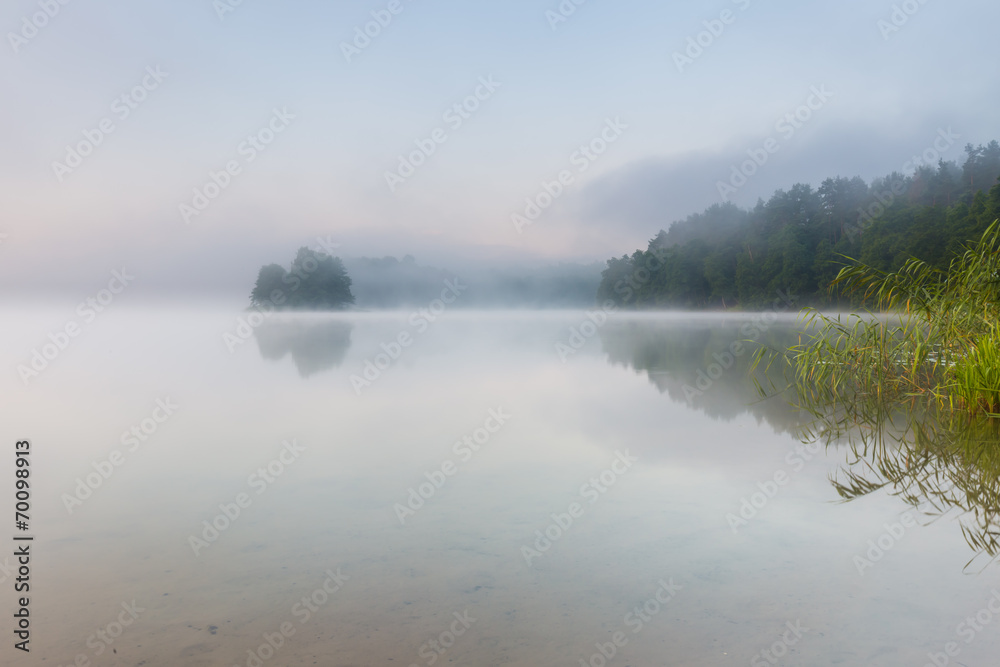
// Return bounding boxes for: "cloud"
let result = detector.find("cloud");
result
[567,118,979,247]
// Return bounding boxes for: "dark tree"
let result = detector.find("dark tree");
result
[250,264,288,308]
[249,249,354,310]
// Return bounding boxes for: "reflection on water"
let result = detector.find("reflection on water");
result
[802,402,1000,573]
[611,315,1000,572]
[598,316,806,434]
[253,318,353,377]
[600,315,1000,573]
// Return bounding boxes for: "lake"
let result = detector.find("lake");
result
[4,306,998,666]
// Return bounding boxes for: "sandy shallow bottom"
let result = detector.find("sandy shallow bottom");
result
[26,479,1000,667]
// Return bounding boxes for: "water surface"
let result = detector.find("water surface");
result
[3,307,998,666]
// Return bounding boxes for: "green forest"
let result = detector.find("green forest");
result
[597,141,1000,309]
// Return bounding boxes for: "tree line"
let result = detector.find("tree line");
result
[598,141,1000,309]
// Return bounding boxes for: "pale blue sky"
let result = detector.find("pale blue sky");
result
[1,0,997,294]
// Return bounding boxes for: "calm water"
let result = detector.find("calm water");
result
[3,306,998,666]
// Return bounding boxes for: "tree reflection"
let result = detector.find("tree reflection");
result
[598,316,808,434]
[253,319,353,377]
[597,314,1000,571]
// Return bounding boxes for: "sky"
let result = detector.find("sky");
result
[1,0,998,295]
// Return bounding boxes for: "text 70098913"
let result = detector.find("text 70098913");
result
[14,439,32,653]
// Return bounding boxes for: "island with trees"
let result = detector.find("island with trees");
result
[250,247,355,310]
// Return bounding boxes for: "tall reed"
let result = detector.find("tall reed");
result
[781,220,1000,415]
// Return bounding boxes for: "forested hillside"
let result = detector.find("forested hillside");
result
[598,142,1000,309]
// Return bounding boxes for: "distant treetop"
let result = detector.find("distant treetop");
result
[250,247,354,310]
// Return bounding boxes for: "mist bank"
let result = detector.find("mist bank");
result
[247,251,604,311]
[343,256,602,309]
